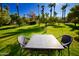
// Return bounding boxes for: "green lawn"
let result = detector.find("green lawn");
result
[0,23,79,56]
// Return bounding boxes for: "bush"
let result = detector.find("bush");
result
[74,36,79,42]
[0,10,11,26]
[28,21,36,25]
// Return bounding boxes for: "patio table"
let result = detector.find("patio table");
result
[25,34,64,56]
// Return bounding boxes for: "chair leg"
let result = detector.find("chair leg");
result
[20,48,22,56]
[34,49,38,56]
[68,46,70,56]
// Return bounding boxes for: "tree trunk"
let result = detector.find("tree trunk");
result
[50,8,52,17]
[74,23,76,27]
[62,10,63,20]
[53,6,55,17]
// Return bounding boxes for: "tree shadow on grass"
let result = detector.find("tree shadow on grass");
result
[0,43,21,56]
[74,31,79,42]
[52,25,65,28]
[0,26,45,39]
[74,36,79,42]
[7,43,55,56]
[48,24,65,28]
[0,46,10,56]
[7,43,21,56]
[0,43,30,56]
[65,24,79,31]
[0,26,18,30]
[0,34,16,39]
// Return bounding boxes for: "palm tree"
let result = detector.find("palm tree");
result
[54,11,57,17]
[5,4,9,15]
[41,5,45,20]
[44,13,49,32]
[37,4,40,17]
[53,3,56,17]
[37,4,40,26]
[61,4,68,21]
[16,3,19,16]
[48,3,56,17]
[45,13,49,27]
[48,3,53,17]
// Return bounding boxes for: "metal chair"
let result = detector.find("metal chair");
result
[18,35,27,55]
[61,35,72,56]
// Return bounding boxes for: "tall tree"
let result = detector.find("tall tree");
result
[41,5,45,21]
[37,4,40,17]
[48,3,56,17]
[37,4,40,26]
[16,3,19,16]
[53,3,56,17]
[45,13,49,27]
[67,5,79,27]
[5,3,9,15]
[61,4,68,21]
[48,3,53,17]
[54,11,57,17]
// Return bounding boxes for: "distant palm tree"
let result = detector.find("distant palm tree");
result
[37,4,40,26]
[61,4,68,21]
[48,3,56,17]
[37,4,40,17]
[5,3,9,14]
[48,3,53,17]
[16,3,19,16]
[45,13,49,27]
[54,11,57,17]
[53,3,56,17]
[41,5,45,19]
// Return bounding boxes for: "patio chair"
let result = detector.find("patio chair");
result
[61,35,72,56]
[18,35,27,55]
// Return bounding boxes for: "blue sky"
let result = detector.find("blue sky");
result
[2,3,77,17]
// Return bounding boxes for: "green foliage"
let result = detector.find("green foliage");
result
[10,13,18,25]
[0,9,11,26]
[67,5,79,26]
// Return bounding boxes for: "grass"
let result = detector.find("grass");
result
[0,23,79,56]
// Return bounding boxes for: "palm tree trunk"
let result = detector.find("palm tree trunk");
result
[50,8,52,17]
[53,6,55,17]
[38,4,40,26]
[62,10,63,19]
[6,4,9,15]
[16,3,19,16]
[63,9,66,23]
[75,23,76,27]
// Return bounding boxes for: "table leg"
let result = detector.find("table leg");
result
[58,50,60,56]
[61,50,62,56]
[35,49,38,56]
[48,50,51,56]
[58,50,63,56]
[48,50,57,56]
[29,49,33,56]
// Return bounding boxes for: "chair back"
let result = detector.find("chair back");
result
[18,35,26,47]
[61,35,72,44]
